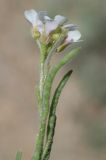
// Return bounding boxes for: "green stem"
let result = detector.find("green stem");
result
[33,44,48,160]
[39,63,44,99]
[39,43,47,116]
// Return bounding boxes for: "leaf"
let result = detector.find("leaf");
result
[42,47,81,118]
[42,70,72,160]
[50,69,73,115]
[15,151,22,160]
[47,70,73,137]
[42,115,56,160]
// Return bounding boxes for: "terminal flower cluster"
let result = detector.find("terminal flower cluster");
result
[24,9,81,53]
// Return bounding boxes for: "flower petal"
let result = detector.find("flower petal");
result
[54,15,67,25]
[24,9,39,26]
[37,20,43,33]
[44,16,52,21]
[45,21,58,35]
[63,24,78,30]
[66,30,81,43]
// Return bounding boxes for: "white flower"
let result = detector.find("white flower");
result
[54,15,67,25]
[24,9,68,36]
[56,30,81,52]
[24,9,81,44]
[24,9,43,34]
[66,30,81,43]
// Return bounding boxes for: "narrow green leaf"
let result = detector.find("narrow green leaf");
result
[50,69,73,116]
[42,115,56,160]
[47,70,72,137]
[42,47,81,118]
[42,70,72,160]
[15,151,22,160]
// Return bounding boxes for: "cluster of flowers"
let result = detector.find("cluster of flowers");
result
[24,9,81,52]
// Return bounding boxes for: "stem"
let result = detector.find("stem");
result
[37,62,44,118]
[39,63,44,100]
[38,41,47,116]
[33,44,48,160]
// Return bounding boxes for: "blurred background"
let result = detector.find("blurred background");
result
[0,0,106,159]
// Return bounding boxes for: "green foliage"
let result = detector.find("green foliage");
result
[50,70,73,118]
[42,70,73,160]
[33,48,80,160]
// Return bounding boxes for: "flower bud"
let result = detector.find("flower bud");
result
[32,28,41,39]
[51,27,62,41]
[52,33,60,41]
[57,43,68,52]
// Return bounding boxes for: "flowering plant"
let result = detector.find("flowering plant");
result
[16,9,81,160]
